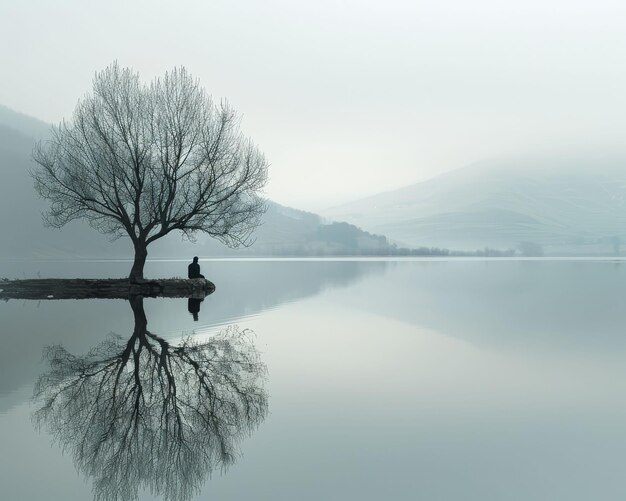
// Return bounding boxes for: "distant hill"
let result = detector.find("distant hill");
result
[0,106,401,259]
[0,104,50,139]
[0,119,134,259]
[324,154,626,255]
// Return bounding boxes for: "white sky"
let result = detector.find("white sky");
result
[2,0,626,210]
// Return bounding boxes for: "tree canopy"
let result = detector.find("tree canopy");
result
[32,63,269,280]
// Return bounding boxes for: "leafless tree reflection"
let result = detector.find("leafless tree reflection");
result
[33,296,268,501]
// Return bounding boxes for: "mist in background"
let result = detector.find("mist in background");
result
[3,0,626,210]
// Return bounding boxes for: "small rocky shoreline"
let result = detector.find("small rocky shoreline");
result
[0,278,215,300]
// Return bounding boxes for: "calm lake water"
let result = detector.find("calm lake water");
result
[2,259,626,500]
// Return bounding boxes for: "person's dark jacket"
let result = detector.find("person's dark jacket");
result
[188,262,202,279]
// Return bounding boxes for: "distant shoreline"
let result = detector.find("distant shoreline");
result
[2,256,626,263]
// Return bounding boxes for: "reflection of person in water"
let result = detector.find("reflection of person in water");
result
[188,297,204,321]
[188,256,205,279]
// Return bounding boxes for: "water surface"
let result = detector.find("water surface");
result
[1,259,626,500]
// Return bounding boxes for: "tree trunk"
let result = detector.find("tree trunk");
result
[129,294,147,334]
[130,241,148,283]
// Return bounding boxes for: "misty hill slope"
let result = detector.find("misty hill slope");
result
[0,107,397,259]
[232,203,393,256]
[0,104,50,139]
[325,155,626,253]
[0,121,136,259]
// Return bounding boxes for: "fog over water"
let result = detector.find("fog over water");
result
[2,1,626,499]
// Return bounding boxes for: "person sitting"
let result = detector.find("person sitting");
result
[188,256,205,279]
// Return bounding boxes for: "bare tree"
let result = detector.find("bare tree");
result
[32,63,268,281]
[33,296,268,501]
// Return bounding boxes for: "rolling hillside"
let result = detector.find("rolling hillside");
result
[325,154,626,254]
[0,106,398,259]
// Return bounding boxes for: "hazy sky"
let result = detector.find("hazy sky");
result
[2,0,626,210]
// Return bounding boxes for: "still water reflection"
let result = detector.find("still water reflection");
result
[33,296,267,501]
[2,260,626,500]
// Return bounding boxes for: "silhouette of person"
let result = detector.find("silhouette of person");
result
[188,256,205,279]
[187,297,203,321]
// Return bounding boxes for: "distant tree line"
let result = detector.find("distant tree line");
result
[225,220,519,257]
